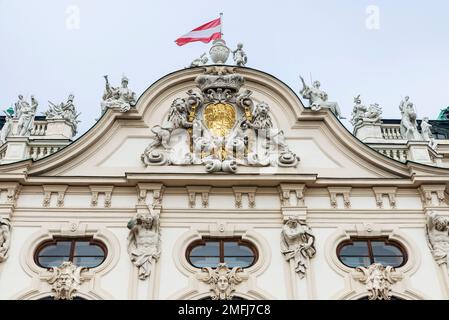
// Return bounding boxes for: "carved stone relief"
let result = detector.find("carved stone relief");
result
[198,263,245,300]
[127,209,161,280]
[280,216,316,278]
[355,263,401,300]
[141,66,300,173]
[0,218,11,263]
[47,261,86,300]
[426,211,449,267]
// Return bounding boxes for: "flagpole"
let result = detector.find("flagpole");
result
[219,12,223,37]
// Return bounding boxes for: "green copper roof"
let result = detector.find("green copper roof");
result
[437,107,449,120]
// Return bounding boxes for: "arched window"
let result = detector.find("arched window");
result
[187,237,257,268]
[337,237,406,268]
[35,237,106,268]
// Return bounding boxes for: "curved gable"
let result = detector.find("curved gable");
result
[1,66,446,183]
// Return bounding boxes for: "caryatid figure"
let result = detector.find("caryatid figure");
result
[280,216,316,278]
[127,211,161,280]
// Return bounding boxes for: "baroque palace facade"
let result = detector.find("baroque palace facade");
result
[0,39,449,300]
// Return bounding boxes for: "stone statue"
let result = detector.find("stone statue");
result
[280,217,316,278]
[0,218,11,262]
[15,95,38,136]
[421,117,437,149]
[141,97,193,165]
[232,43,247,67]
[199,263,244,300]
[0,110,13,145]
[127,211,161,280]
[47,261,86,300]
[299,76,344,118]
[399,96,421,140]
[350,95,367,126]
[356,263,399,300]
[351,95,382,126]
[426,211,449,267]
[101,75,137,113]
[190,53,208,67]
[45,94,81,135]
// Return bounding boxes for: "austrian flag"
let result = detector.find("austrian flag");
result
[175,17,222,46]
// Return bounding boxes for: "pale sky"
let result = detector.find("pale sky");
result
[1,0,449,136]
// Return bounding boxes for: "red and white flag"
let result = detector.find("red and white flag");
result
[175,17,222,46]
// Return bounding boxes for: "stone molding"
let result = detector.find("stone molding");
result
[42,185,68,208]
[89,186,114,208]
[372,187,397,209]
[328,187,352,209]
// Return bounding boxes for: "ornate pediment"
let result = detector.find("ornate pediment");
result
[141,67,299,173]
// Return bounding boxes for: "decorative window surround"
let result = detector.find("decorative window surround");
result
[169,223,273,300]
[42,185,68,208]
[419,185,447,207]
[372,187,397,209]
[324,223,425,300]
[14,221,119,300]
[278,184,306,207]
[328,187,351,209]
[89,186,114,208]
[136,183,165,207]
[232,187,257,208]
[186,186,211,208]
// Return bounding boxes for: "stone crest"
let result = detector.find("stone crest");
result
[141,66,299,172]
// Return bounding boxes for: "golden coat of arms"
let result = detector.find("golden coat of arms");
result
[203,103,236,137]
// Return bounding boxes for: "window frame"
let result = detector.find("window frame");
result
[336,236,407,268]
[186,237,258,269]
[34,236,107,269]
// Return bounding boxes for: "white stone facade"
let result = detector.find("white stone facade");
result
[0,66,448,300]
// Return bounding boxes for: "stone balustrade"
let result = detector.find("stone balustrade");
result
[381,125,403,140]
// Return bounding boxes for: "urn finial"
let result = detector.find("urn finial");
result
[209,39,230,64]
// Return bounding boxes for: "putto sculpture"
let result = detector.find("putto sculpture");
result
[426,211,449,268]
[0,218,11,262]
[232,43,247,67]
[141,66,300,172]
[127,210,161,280]
[101,75,137,114]
[199,263,244,300]
[350,95,382,127]
[299,76,344,119]
[45,94,81,135]
[399,96,421,140]
[355,263,400,300]
[280,216,316,278]
[47,261,86,300]
[14,94,38,136]
[190,53,208,67]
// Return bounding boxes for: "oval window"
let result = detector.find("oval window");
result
[187,238,257,269]
[35,237,106,268]
[337,237,406,268]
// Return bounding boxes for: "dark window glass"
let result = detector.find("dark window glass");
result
[36,238,106,269]
[338,238,406,268]
[187,238,257,269]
